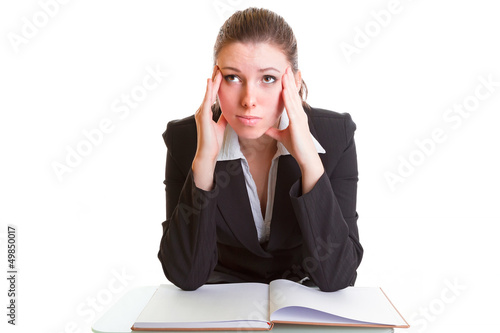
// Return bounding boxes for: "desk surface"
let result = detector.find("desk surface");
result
[91,286,394,333]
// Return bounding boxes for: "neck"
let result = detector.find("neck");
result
[239,135,277,161]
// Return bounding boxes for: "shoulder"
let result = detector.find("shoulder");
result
[162,115,198,172]
[305,106,356,147]
[162,115,196,150]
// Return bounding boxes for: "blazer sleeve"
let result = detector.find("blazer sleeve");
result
[157,120,219,291]
[289,113,363,292]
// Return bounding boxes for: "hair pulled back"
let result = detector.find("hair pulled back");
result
[212,7,308,118]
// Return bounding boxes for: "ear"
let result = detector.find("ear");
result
[294,70,302,91]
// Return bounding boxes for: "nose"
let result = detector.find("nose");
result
[241,83,256,109]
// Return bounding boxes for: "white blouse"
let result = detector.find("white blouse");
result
[216,111,325,243]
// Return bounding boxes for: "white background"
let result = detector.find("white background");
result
[1,1,499,332]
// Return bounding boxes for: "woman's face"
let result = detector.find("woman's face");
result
[216,42,300,140]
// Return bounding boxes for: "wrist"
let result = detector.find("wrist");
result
[297,151,322,171]
[298,154,324,195]
[192,155,217,191]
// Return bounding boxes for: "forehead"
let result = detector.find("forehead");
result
[217,42,289,70]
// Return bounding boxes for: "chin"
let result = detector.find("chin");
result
[232,125,269,140]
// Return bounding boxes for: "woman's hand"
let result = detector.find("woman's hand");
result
[265,67,324,194]
[192,67,227,190]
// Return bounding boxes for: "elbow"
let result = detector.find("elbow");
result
[157,249,211,291]
[316,246,363,292]
[166,266,210,291]
[169,277,205,291]
[317,277,354,292]
[317,269,358,292]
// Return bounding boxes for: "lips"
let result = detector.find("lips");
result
[236,115,262,126]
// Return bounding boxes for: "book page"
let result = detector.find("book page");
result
[269,279,408,327]
[134,282,271,330]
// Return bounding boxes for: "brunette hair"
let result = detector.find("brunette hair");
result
[212,7,309,119]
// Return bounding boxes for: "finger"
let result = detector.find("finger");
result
[215,112,228,134]
[211,70,223,102]
[282,69,297,117]
[282,68,298,101]
[281,67,291,101]
[211,65,220,80]
[199,78,214,118]
[282,68,303,119]
[284,67,300,101]
[196,78,210,115]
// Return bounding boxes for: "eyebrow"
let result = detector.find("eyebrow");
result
[221,66,281,73]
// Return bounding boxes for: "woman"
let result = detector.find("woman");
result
[158,7,362,292]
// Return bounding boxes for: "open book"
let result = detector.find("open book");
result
[131,279,409,331]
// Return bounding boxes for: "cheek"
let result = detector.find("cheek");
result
[217,85,229,104]
[261,88,284,125]
[272,87,286,121]
[217,84,237,109]
[264,86,284,110]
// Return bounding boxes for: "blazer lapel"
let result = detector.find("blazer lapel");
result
[215,160,272,258]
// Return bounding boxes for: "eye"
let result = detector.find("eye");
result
[262,75,276,84]
[224,75,241,83]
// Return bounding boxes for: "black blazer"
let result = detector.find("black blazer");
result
[158,106,363,292]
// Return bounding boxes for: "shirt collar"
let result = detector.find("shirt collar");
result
[217,110,326,162]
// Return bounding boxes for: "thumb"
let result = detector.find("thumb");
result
[216,113,228,132]
[265,127,281,141]
[217,112,227,126]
